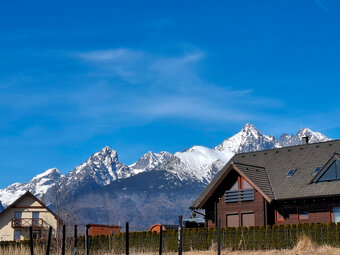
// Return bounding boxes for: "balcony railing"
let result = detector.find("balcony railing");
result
[225,188,255,203]
[11,218,50,229]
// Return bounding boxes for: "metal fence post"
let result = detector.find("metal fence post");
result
[46,226,52,255]
[217,218,221,255]
[29,226,34,255]
[74,225,78,255]
[85,225,90,255]
[126,222,129,255]
[62,225,66,255]
[159,224,163,255]
[178,215,183,255]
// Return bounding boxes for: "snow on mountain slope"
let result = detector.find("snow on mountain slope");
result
[129,151,172,174]
[62,146,130,188]
[0,168,61,207]
[215,123,279,153]
[279,128,330,147]
[0,123,331,208]
[165,146,233,183]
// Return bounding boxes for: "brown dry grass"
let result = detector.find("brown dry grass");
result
[2,237,340,255]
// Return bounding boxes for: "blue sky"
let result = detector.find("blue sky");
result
[1,0,340,187]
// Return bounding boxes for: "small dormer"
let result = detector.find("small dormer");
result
[314,154,340,183]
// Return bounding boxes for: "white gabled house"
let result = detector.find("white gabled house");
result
[0,191,62,241]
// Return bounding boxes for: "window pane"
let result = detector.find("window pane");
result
[15,211,22,219]
[229,180,238,190]
[336,160,340,180]
[242,179,252,189]
[299,210,308,219]
[333,207,340,223]
[14,230,21,241]
[319,161,337,181]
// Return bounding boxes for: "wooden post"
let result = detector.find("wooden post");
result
[178,215,183,255]
[217,218,221,255]
[29,226,34,255]
[46,226,52,255]
[159,224,163,255]
[85,225,90,255]
[74,225,78,255]
[62,225,66,255]
[126,222,129,255]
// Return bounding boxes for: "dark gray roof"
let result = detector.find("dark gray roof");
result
[233,163,274,200]
[191,140,340,209]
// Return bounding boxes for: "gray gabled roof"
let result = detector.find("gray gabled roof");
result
[0,191,63,223]
[191,139,340,209]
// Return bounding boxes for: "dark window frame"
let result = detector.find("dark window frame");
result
[298,209,309,220]
[316,157,340,183]
[275,210,284,223]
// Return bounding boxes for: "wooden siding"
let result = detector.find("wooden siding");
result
[204,170,267,227]
[274,198,340,225]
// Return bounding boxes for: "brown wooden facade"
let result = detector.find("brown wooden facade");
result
[203,169,273,227]
[274,197,340,225]
[192,140,340,228]
[202,169,340,227]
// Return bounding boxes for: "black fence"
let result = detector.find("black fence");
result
[2,218,340,254]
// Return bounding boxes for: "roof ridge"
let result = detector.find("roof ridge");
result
[233,162,265,169]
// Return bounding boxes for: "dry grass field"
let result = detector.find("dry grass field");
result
[2,237,340,255]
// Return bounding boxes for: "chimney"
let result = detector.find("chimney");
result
[302,136,309,144]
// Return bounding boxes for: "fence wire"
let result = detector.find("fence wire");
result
[1,223,340,254]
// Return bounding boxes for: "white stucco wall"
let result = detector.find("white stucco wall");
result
[0,195,60,241]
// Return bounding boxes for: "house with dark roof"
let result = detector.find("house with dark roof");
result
[190,139,340,228]
[0,191,62,241]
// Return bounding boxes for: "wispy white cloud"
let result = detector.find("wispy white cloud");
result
[313,0,333,15]
[0,47,288,145]
[69,48,284,127]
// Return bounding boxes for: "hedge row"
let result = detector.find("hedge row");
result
[2,222,340,252]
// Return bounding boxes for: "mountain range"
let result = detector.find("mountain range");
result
[0,124,330,229]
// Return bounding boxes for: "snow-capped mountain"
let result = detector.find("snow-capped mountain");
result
[215,123,280,153]
[61,146,130,189]
[129,151,172,175]
[0,168,61,206]
[279,128,330,147]
[161,146,232,184]
[0,123,331,228]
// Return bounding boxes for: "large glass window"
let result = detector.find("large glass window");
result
[14,230,21,241]
[225,176,254,203]
[32,212,39,226]
[319,162,337,181]
[333,207,340,223]
[317,158,340,182]
[242,178,252,189]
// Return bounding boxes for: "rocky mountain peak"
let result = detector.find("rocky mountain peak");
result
[32,168,61,181]
[129,151,172,174]
[215,123,278,153]
[279,128,330,147]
